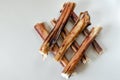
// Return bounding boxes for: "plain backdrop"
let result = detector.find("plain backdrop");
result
[0,0,120,80]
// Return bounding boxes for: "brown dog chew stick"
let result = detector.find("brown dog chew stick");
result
[34,23,69,66]
[71,12,103,54]
[54,11,91,61]
[60,4,103,54]
[40,2,76,59]
[51,19,87,64]
[61,27,102,79]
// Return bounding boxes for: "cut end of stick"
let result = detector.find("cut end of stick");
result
[42,54,47,61]
[34,23,44,29]
[39,50,48,61]
[94,26,102,35]
[61,73,69,79]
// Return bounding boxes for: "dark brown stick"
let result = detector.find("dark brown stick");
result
[34,23,69,66]
[40,2,76,59]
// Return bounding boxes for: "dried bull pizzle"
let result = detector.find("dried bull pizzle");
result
[39,2,76,59]
[34,23,69,67]
[54,11,91,61]
[60,4,103,54]
[34,2,103,79]
[51,19,87,64]
[70,12,103,54]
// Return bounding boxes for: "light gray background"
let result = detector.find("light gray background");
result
[0,0,120,80]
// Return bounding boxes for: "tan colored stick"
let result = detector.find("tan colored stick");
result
[71,12,103,54]
[40,2,76,59]
[61,27,102,79]
[54,11,91,61]
[51,20,87,64]
[34,23,69,66]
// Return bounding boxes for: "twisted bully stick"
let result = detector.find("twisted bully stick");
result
[61,27,102,79]
[40,2,76,59]
[60,5,103,54]
[54,11,91,61]
[51,19,87,64]
[71,12,103,54]
[34,23,69,66]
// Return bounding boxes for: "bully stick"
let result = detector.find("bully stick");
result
[71,12,103,54]
[54,11,91,61]
[61,27,102,79]
[51,19,87,64]
[40,2,76,59]
[34,23,69,66]
[60,4,103,54]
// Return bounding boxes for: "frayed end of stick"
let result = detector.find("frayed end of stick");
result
[83,59,87,64]
[61,73,69,79]
[39,50,48,61]
[42,54,47,61]
[98,50,103,55]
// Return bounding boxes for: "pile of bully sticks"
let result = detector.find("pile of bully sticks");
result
[34,2,103,79]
